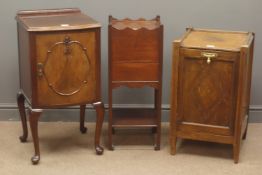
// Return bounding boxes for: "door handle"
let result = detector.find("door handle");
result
[37,62,44,77]
[201,52,218,64]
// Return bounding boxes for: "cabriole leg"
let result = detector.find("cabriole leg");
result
[28,108,42,165]
[93,102,105,155]
[17,91,28,142]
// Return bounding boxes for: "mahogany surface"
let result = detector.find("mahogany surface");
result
[170,28,255,163]
[16,8,105,164]
[108,16,163,150]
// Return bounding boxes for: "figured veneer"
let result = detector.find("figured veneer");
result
[170,28,255,163]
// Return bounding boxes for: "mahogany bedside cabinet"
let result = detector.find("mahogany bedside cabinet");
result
[16,8,105,164]
[108,16,163,150]
[170,28,254,163]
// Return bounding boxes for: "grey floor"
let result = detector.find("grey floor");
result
[0,122,261,175]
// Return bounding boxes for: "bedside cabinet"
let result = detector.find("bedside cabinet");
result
[170,28,254,163]
[108,16,163,150]
[16,8,104,164]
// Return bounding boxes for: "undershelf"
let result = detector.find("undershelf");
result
[112,108,158,128]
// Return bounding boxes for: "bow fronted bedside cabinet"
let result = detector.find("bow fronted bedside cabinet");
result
[170,28,254,163]
[16,8,105,164]
[108,16,163,150]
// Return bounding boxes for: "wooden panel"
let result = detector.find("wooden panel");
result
[178,49,238,133]
[110,27,161,63]
[94,28,102,99]
[112,63,159,81]
[240,49,249,121]
[181,29,250,51]
[177,122,232,136]
[177,130,234,144]
[17,24,32,101]
[35,30,97,107]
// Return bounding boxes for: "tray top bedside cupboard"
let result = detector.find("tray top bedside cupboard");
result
[170,28,255,163]
[108,16,163,150]
[16,8,105,164]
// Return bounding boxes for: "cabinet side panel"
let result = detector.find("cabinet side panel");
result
[237,44,253,138]
[95,28,101,100]
[244,39,255,117]
[170,41,181,154]
[241,50,249,121]
[17,24,32,100]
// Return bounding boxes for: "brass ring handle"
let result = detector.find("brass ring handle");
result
[201,52,218,64]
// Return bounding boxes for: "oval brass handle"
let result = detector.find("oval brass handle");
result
[37,62,44,77]
[201,52,218,64]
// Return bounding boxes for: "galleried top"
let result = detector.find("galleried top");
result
[16,8,101,31]
[109,16,161,30]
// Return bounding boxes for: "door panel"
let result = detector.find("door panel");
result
[178,49,238,135]
[112,63,159,81]
[110,28,161,63]
[35,30,97,106]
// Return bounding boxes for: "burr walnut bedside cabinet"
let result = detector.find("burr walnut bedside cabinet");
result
[16,8,104,164]
[108,16,163,150]
[170,28,254,163]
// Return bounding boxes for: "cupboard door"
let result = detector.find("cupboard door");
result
[111,63,159,81]
[35,30,97,106]
[177,49,239,135]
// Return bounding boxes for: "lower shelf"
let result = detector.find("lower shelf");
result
[112,108,158,128]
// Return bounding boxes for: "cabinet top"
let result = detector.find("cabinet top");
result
[178,28,254,52]
[16,8,101,32]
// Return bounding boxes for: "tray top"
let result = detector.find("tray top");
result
[16,8,101,32]
[109,16,161,30]
[180,28,253,51]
